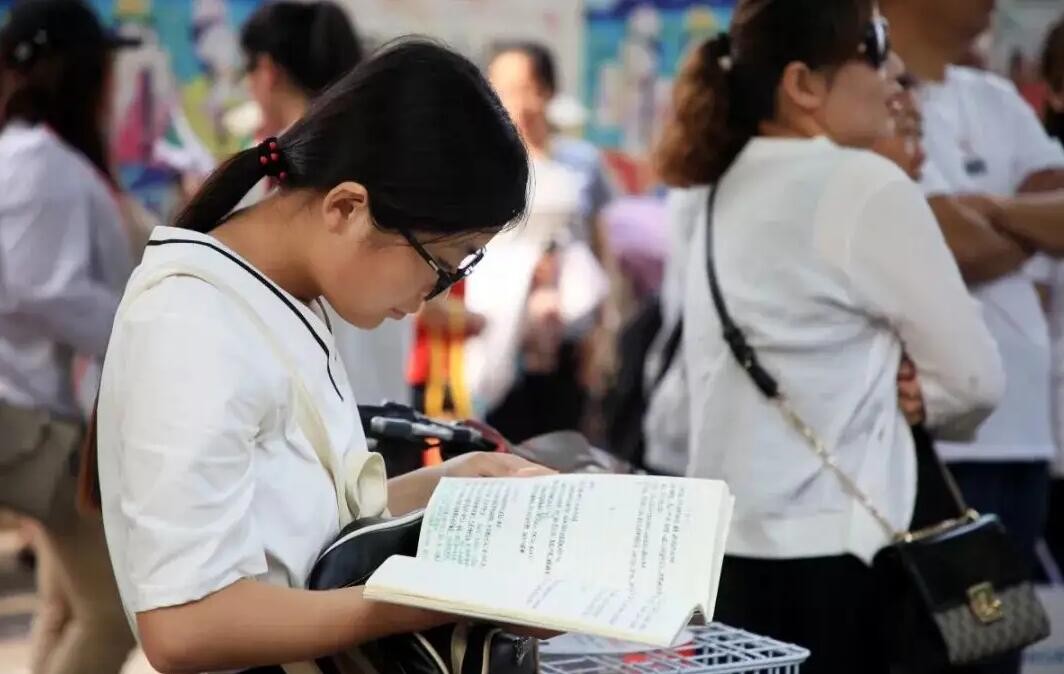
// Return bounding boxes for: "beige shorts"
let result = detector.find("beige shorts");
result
[0,402,81,524]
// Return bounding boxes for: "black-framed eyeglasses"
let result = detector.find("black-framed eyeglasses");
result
[858,16,891,70]
[397,228,485,300]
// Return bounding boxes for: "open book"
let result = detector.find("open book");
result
[364,474,734,647]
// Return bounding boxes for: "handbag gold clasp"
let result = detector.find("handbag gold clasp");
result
[967,582,1004,624]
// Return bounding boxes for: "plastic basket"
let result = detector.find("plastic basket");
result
[540,624,810,674]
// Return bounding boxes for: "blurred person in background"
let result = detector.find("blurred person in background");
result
[658,1,1004,670]
[872,69,926,181]
[241,0,362,140]
[0,0,138,672]
[466,42,612,444]
[488,42,612,254]
[1037,13,1064,580]
[882,13,1064,670]
[241,1,411,406]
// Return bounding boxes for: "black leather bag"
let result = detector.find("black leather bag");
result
[306,511,539,674]
[701,185,1049,669]
[871,427,1050,669]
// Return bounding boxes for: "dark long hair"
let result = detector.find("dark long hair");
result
[241,1,363,97]
[174,39,529,238]
[0,30,112,180]
[658,0,874,186]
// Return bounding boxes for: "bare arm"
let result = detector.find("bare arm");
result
[140,453,552,673]
[928,195,1031,285]
[991,169,1064,255]
[387,464,446,516]
[138,580,447,673]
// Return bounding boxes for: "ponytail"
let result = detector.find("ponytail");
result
[173,147,265,232]
[657,0,876,187]
[658,34,749,187]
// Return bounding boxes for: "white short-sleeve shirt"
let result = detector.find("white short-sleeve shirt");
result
[919,66,1064,463]
[97,226,369,646]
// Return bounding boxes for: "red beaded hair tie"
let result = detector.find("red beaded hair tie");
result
[256,137,289,183]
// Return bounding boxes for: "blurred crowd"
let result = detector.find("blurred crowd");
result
[1,0,1064,673]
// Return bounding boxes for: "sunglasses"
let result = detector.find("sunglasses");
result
[858,16,891,70]
[397,228,485,300]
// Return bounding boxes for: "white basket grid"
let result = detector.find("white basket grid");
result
[540,624,810,674]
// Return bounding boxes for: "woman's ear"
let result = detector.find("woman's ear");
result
[322,181,371,234]
[778,61,828,115]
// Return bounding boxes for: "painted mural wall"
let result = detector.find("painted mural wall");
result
[0,0,581,220]
[582,1,734,192]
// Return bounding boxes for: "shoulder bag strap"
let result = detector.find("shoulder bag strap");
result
[702,185,972,542]
[651,316,684,390]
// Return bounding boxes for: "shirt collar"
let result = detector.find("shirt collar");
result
[141,226,344,399]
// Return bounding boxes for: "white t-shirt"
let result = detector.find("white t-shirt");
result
[1026,253,1064,475]
[684,137,1003,562]
[1042,261,1064,475]
[97,226,373,651]
[0,123,132,418]
[464,151,609,413]
[919,65,1064,463]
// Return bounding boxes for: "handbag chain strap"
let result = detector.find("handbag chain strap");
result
[702,185,974,543]
[772,396,899,537]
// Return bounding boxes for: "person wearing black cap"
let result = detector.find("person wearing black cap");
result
[0,1,140,672]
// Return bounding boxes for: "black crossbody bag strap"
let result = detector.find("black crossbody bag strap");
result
[701,184,973,537]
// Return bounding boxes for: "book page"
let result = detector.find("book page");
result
[416,475,730,616]
[364,555,694,647]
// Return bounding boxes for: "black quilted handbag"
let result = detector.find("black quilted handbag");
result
[701,184,1049,670]
[305,511,540,674]
[871,427,1050,670]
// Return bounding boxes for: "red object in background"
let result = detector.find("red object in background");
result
[621,644,699,665]
[601,149,643,194]
[407,281,467,386]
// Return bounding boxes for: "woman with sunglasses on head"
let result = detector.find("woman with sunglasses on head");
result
[93,39,550,673]
[658,1,1003,671]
